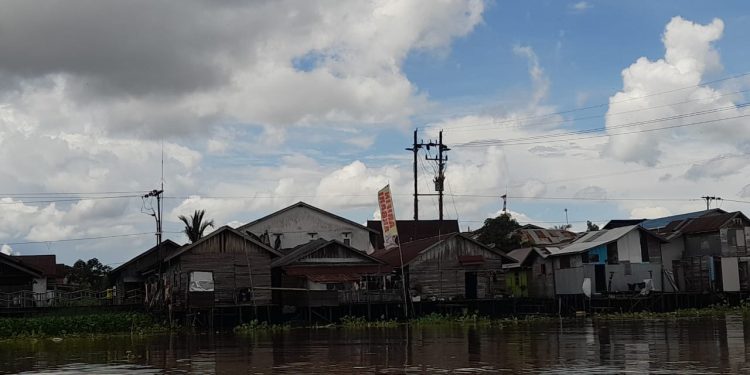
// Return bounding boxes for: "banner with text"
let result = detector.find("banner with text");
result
[378,185,399,250]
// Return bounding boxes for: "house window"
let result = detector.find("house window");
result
[326,283,344,291]
[343,238,351,246]
[540,263,547,275]
[342,232,352,246]
[639,231,650,263]
[581,252,590,264]
[189,271,214,292]
[308,232,318,239]
[559,256,571,269]
[607,243,619,265]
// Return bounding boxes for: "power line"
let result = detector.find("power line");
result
[454,113,750,147]
[3,231,182,246]
[0,195,141,205]
[423,71,750,131]
[454,103,749,147]
[442,88,750,133]
[0,190,149,196]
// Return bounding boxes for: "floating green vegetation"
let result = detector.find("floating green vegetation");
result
[0,312,166,338]
[411,313,557,326]
[595,302,750,321]
[339,315,399,328]
[233,320,290,334]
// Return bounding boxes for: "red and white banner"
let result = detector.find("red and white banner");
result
[378,185,399,250]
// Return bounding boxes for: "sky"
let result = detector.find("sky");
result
[1,0,750,266]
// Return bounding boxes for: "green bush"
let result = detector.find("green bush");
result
[339,315,398,328]
[0,312,165,338]
[233,320,289,334]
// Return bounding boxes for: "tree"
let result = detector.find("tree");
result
[586,221,600,231]
[552,224,572,230]
[67,258,111,290]
[178,209,215,243]
[476,213,522,251]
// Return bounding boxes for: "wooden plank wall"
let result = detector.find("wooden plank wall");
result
[408,236,505,299]
[169,231,274,307]
[528,257,555,298]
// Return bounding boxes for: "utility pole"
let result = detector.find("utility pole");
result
[426,130,450,221]
[701,195,722,210]
[405,129,423,220]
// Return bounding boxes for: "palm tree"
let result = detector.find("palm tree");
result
[178,209,215,243]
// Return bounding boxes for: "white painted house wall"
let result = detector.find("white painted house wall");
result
[239,205,373,252]
[617,230,644,263]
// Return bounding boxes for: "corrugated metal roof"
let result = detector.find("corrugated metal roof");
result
[271,238,385,268]
[679,212,745,234]
[285,264,387,278]
[517,228,576,246]
[16,255,57,277]
[367,220,460,248]
[458,255,485,265]
[307,273,362,283]
[640,209,726,230]
[548,225,639,256]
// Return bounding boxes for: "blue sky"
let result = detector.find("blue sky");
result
[1,1,750,265]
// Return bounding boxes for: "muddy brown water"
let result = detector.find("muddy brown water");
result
[2,314,750,374]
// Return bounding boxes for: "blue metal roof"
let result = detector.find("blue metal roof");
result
[640,209,724,229]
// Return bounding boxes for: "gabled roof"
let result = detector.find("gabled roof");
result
[503,247,551,269]
[602,219,645,230]
[15,255,58,277]
[548,225,665,257]
[271,238,385,268]
[165,226,282,262]
[679,211,749,235]
[371,233,516,267]
[367,219,460,248]
[238,201,379,234]
[0,252,43,278]
[111,239,182,275]
[640,208,727,230]
[516,228,577,246]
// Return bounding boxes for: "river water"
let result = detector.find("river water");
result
[2,314,750,374]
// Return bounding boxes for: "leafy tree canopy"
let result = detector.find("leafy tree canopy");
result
[476,213,522,251]
[178,209,215,243]
[587,221,600,231]
[67,258,111,290]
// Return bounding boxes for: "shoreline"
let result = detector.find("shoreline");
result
[3,304,750,339]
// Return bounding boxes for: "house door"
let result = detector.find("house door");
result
[595,264,607,293]
[465,272,478,299]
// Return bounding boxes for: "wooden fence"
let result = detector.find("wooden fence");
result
[0,289,143,308]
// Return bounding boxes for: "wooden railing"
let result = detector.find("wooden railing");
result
[338,289,403,304]
[0,288,143,308]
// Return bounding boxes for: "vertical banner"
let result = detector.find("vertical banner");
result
[378,184,399,250]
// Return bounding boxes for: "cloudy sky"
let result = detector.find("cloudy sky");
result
[1,1,750,265]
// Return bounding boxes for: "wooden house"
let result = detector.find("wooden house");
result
[109,239,182,304]
[163,226,281,311]
[0,253,70,307]
[503,247,555,298]
[0,252,43,294]
[238,201,380,253]
[373,233,515,301]
[271,238,393,307]
[652,211,750,292]
[550,225,666,296]
[503,228,576,298]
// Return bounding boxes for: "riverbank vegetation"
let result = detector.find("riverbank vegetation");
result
[0,312,166,338]
[233,320,290,334]
[595,301,750,321]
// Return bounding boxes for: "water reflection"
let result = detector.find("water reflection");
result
[2,314,750,374]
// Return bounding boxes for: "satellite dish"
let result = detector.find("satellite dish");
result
[582,278,592,298]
